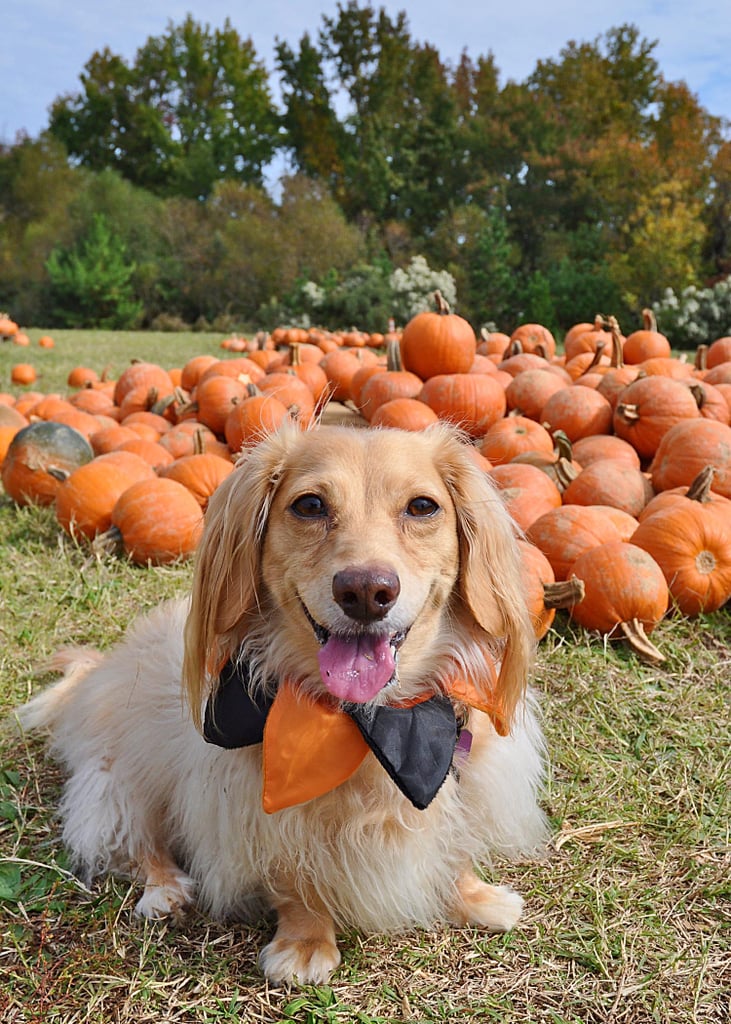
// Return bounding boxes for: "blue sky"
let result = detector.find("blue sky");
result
[3,0,730,146]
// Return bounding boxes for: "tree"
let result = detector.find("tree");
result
[46,214,143,328]
[49,16,280,198]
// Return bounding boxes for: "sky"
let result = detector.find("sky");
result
[3,0,730,148]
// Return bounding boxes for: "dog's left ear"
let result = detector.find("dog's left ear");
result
[182,427,297,729]
[434,429,534,723]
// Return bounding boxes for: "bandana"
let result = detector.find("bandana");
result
[203,657,506,814]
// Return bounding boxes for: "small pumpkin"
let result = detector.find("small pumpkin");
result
[613,376,700,459]
[540,384,613,442]
[419,372,506,438]
[11,363,37,386]
[479,416,554,466]
[489,462,563,531]
[622,309,671,364]
[649,419,731,498]
[369,398,439,431]
[159,453,234,509]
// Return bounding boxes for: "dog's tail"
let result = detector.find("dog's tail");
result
[15,647,104,733]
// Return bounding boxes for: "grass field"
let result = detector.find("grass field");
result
[0,331,729,1023]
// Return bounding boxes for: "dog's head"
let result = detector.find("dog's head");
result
[183,423,533,730]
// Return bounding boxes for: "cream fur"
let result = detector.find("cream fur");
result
[17,423,548,985]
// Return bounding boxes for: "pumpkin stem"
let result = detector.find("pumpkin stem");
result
[386,338,404,372]
[685,465,716,503]
[619,619,665,664]
[506,339,524,358]
[586,339,607,371]
[93,525,124,558]
[607,316,624,368]
[543,575,586,610]
[694,344,708,372]
[615,402,639,424]
[433,290,451,315]
[641,308,658,332]
[553,430,573,462]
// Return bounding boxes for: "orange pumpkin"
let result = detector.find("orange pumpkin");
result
[504,369,567,421]
[540,385,613,442]
[630,484,731,616]
[400,291,476,380]
[419,372,506,438]
[649,419,731,498]
[613,376,700,459]
[107,477,204,565]
[159,453,234,509]
[489,462,563,531]
[622,309,671,364]
[567,541,668,661]
[561,460,654,519]
[479,416,554,466]
[55,451,156,539]
[369,398,439,431]
[526,504,623,580]
[11,363,37,386]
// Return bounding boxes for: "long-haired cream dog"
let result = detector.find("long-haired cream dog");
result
[18,423,547,984]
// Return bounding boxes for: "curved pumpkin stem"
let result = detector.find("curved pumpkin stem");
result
[92,525,124,558]
[543,575,586,610]
[641,308,658,332]
[607,316,624,369]
[619,619,665,664]
[433,290,452,315]
[386,338,404,372]
[685,465,716,502]
[695,344,708,372]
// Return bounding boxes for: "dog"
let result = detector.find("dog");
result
[17,422,548,985]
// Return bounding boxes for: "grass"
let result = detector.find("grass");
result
[1,331,730,1022]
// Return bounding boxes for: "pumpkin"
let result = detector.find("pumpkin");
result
[489,462,563,531]
[477,329,511,360]
[686,380,731,425]
[649,419,731,498]
[224,388,292,453]
[103,477,204,565]
[419,372,506,438]
[159,422,224,460]
[192,374,249,436]
[358,341,423,421]
[571,434,641,469]
[561,459,654,519]
[67,366,100,388]
[540,385,613,442]
[613,376,700,459]
[319,349,368,403]
[526,504,623,580]
[11,363,37,386]
[504,368,568,421]
[38,335,55,349]
[258,371,317,426]
[116,438,175,471]
[370,398,439,431]
[630,482,731,616]
[400,291,476,380]
[706,337,731,369]
[113,361,174,408]
[509,323,556,360]
[1,421,94,506]
[180,355,219,391]
[55,451,156,539]
[479,416,554,466]
[567,541,668,662]
[622,309,671,364]
[159,453,234,509]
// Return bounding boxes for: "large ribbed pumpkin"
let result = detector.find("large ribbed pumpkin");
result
[400,291,476,380]
[419,372,506,438]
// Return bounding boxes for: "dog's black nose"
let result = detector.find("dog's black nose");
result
[332,566,401,622]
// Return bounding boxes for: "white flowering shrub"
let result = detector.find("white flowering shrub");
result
[653,275,731,348]
[389,256,457,323]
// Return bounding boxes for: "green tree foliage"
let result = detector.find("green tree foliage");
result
[45,214,143,328]
[49,16,280,198]
[2,8,728,332]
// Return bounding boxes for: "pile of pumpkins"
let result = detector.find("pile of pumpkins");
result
[1,296,730,663]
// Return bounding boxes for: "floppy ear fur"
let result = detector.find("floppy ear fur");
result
[431,427,535,726]
[182,428,296,729]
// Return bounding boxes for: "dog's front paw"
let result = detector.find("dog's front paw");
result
[451,872,524,933]
[134,868,197,920]
[259,937,341,986]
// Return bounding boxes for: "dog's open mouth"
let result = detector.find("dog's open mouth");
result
[301,602,407,703]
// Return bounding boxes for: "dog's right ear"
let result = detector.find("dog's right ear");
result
[182,427,296,729]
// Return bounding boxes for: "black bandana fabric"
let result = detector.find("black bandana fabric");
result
[203,658,459,809]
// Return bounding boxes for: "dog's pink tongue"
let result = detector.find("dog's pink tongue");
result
[318,633,395,703]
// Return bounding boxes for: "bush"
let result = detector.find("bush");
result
[653,275,731,348]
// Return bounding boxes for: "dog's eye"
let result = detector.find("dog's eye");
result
[406,496,440,518]
[291,493,328,518]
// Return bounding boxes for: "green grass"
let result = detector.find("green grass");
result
[1,332,729,1022]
